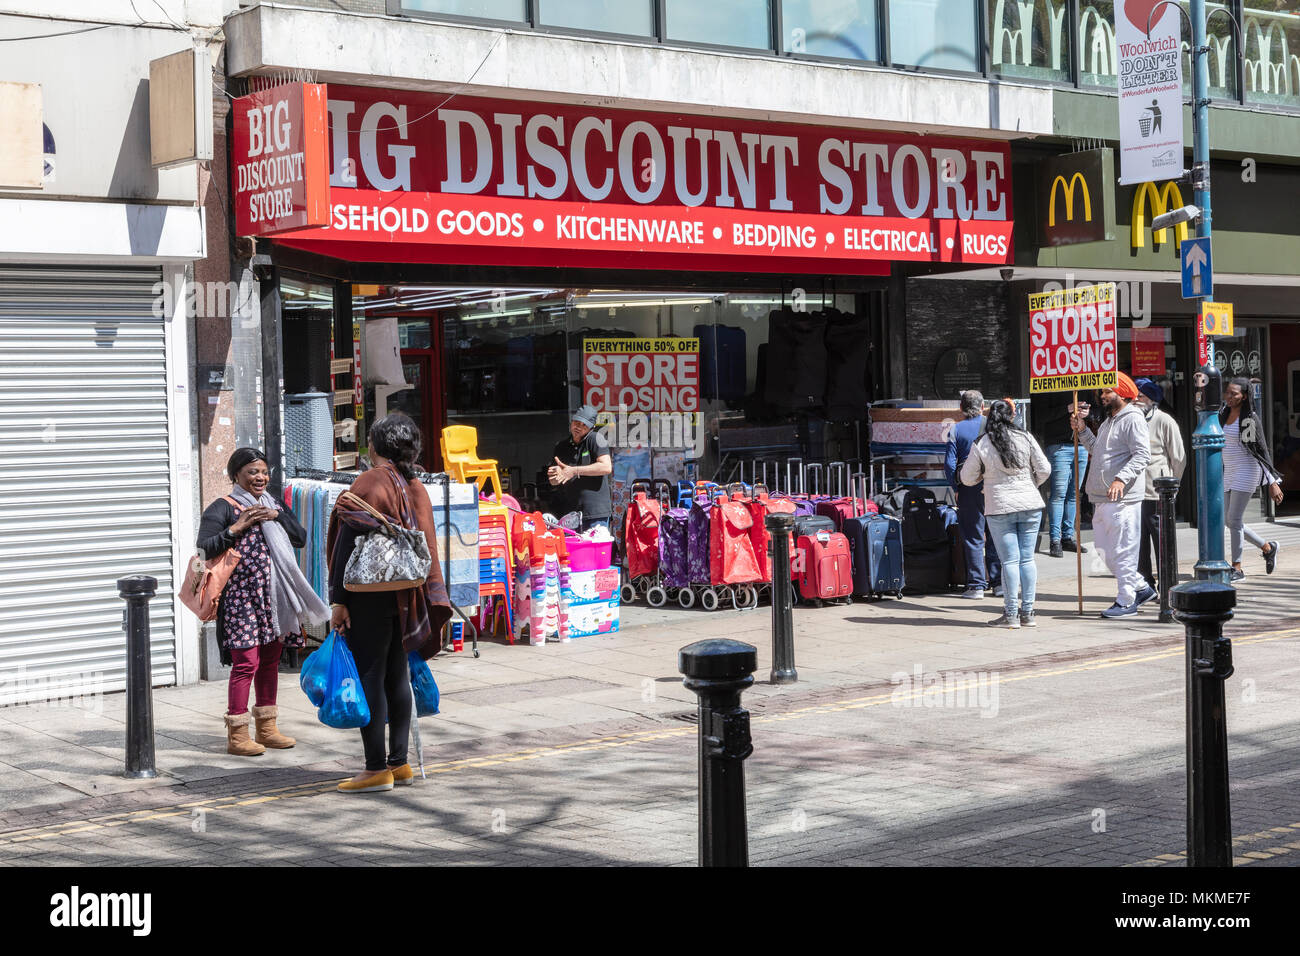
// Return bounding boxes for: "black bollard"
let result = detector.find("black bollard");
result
[1155,476,1181,624]
[678,639,757,867]
[766,512,797,684]
[1171,580,1236,867]
[118,575,158,779]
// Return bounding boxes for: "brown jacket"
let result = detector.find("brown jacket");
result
[327,463,452,659]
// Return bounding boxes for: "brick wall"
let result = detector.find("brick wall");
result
[903,278,1018,401]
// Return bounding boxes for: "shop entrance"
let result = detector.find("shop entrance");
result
[323,281,887,516]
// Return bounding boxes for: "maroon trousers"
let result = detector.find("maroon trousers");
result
[227,639,285,715]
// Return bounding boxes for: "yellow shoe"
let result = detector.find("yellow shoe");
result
[337,769,394,793]
[389,763,416,787]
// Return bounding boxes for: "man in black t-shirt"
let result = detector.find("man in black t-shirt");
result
[548,404,613,531]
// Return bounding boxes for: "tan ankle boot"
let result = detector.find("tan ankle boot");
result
[251,705,295,749]
[225,712,266,756]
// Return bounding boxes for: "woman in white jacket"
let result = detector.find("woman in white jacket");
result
[961,400,1052,628]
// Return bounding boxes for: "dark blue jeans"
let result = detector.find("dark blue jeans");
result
[956,484,1002,590]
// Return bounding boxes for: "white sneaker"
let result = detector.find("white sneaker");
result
[960,588,985,599]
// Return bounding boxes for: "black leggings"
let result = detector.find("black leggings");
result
[345,597,411,772]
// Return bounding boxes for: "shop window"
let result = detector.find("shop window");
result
[1077,0,1118,87]
[1079,2,1241,97]
[536,0,655,36]
[1179,2,1239,100]
[887,0,979,71]
[399,318,433,349]
[1243,0,1300,108]
[397,0,527,23]
[663,0,774,50]
[988,0,1070,82]
[338,284,877,503]
[781,0,880,60]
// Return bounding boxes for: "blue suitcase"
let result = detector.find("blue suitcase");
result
[844,513,905,599]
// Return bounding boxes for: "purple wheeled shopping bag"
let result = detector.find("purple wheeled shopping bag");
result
[660,507,691,588]
[687,496,714,585]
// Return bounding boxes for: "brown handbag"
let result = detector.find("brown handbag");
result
[179,496,243,622]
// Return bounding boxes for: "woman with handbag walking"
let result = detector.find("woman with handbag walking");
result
[1220,377,1283,581]
[327,414,452,793]
[960,400,1052,628]
[197,448,330,756]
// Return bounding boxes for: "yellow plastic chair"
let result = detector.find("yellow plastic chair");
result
[441,424,503,501]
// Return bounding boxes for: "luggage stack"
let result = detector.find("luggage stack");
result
[897,488,959,595]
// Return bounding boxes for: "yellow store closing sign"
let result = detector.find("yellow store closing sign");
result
[1201,302,1233,336]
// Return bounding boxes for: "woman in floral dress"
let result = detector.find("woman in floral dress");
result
[197,448,329,755]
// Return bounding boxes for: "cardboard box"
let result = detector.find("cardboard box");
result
[562,594,620,638]
[566,566,620,602]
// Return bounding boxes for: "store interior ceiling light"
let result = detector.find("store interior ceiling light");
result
[575,297,712,309]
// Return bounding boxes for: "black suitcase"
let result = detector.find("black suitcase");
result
[900,488,947,549]
[900,489,952,593]
[794,514,836,538]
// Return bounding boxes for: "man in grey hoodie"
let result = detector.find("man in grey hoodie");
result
[1071,372,1154,618]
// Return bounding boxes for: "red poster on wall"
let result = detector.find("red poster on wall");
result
[274,87,1014,274]
[232,84,332,237]
[1131,327,1167,376]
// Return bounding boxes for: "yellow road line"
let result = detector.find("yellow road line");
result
[3,628,1296,849]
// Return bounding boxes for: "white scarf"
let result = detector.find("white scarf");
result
[230,486,330,638]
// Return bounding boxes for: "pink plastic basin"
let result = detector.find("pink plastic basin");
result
[567,540,613,572]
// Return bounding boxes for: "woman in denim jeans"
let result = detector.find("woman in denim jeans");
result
[1040,391,1089,557]
[960,400,1052,628]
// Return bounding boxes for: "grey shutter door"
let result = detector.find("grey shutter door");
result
[0,265,176,705]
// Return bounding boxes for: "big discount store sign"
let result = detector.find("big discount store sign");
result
[1028,283,1119,394]
[583,338,699,414]
[266,87,1014,274]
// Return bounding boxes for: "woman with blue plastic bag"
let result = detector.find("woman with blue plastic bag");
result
[326,415,451,793]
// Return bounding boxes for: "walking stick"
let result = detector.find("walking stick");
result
[410,682,426,780]
[1074,389,1083,616]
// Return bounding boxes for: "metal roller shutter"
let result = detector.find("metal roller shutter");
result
[0,265,175,705]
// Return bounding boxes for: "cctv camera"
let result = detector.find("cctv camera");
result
[1000,268,1014,282]
[1151,204,1201,233]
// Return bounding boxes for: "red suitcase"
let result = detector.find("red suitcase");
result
[796,530,853,603]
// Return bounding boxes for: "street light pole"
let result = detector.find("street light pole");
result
[1187,0,1229,585]
[1190,0,1214,367]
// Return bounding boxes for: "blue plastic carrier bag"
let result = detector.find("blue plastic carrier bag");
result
[408,650,440,717]
[317,631,370,729]
[298,630,337,707]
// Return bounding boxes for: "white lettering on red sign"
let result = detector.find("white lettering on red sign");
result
[1028,284,1119,392]
[582,342,700,414]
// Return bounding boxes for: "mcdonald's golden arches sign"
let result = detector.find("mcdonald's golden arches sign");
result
[1037,149,1115,247]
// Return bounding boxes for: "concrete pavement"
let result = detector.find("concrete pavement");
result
[1,519,1298,866]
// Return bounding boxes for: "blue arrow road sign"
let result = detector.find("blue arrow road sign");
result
[1181,237,1213,299]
